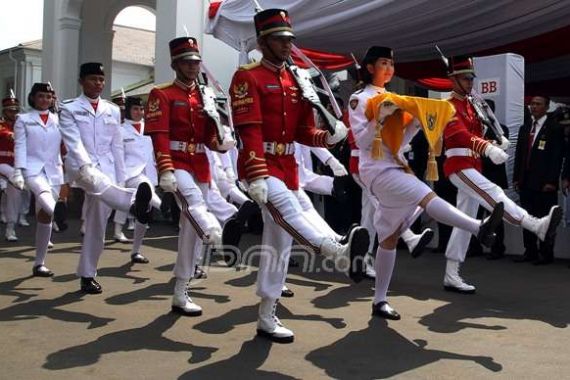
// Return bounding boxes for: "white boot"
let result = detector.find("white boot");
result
[521,206,562,242]
[320,226,368,282]
[256,298,294,343]
[5,223,17,242]
[402,228,434,258]
[18,214,30,227]
[127,217,135,231]
[114,223,129,243]
[171,278,203,316]
[364,252,376,278]
[443,260,475,294]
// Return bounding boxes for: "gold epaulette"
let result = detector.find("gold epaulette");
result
[239,61,261,71]
[153,82,172,90]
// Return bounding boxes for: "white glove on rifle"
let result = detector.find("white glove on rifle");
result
[159,171,177,193]
[248,178,268,204]
[326,120,348,145]
[485,144,509,165]
[494,135,510,151]
[294,68,320,104]
[327,157,348,176]
[10,168,25,190]
[79,164,100,187]
[378,101,399,123]
[217,125,236,152]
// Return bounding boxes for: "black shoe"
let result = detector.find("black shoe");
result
[288,257,300,268]
[372,301,401,320]
[281,287,295,298]
[332,176,350,202]
[410,229,434,258]
[339,223,359,245]
[533,257,553,266]
[131,253,149,264]
[132,182,152,224]
[53,201,68,232]
[221,216,244,267]
[33,265,54,277]
[347,227,370,283]
[194,265,208,279]
[80,277,102,294]
[513,254,537,263]
[235,200,258,226]
[477,202,504,248]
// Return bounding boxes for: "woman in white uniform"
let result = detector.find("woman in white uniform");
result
[13,83,65,276]
[349,46,504,320]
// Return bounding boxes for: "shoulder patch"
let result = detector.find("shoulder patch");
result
[239,61,261,71]
[349,98,359,110]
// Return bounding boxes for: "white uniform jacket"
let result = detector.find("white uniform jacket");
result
[59,94,126,184]
[13,110,64,185]
[120,119,158,185]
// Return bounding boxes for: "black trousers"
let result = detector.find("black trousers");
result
[519,187,559,259]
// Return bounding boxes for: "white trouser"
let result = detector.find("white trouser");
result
[303,171,333,196]
[216,176,249,206]
[446,168,527,262]
[114,174,161,224]
[20,189,31,216]
[353,173,377,253]
[77,194,113,277]
[206,180,238,225]
[172,169,221,280]
[0,164,21,224]
[297,188,341,241]
[256,176,329,300]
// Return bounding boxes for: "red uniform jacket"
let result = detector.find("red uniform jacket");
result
[443,92,490,177]
[145,80,219,183]
[229,60,330,190]
[0,120,14,166]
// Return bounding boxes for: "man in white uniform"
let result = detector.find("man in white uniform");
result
[59,62,153,294]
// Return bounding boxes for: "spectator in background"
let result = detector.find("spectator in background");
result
[513,96,565,265]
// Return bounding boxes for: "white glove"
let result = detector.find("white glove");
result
[402,144,413,153]
[159,171,177,193]
[494,135,510,151]
[217,125,236,152]
[326,120,348,145]
[10,168,25,190]
[248,178,268,204]
[327,158,348,176]
[485,144,509,165]
[378,101,399,122]
[295,68,320,103]
[79,164,100,187]
[224,167,237,183]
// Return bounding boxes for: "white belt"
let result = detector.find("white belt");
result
[445,148,479,158]
[169,141,205,154]
[0,151,14,157]
[350,149,360,157]
[263,142,295,156]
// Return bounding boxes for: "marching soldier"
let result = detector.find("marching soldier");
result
[145,37,239,317]
[229,9,369,343]
[441,57,562,292]
[113,96,162,264]
[13,83,66,276]
[349,46,503,320]
[59,62,153,294]
[0,90,23,242]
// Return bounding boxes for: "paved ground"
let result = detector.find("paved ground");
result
[2,220,570,379]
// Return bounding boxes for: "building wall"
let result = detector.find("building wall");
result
[112,61,153,92]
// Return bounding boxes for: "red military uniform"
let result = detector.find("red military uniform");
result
[230,60,330,190]
[0,119,14,166]
[443,91,490,177]
[145,80,220,183]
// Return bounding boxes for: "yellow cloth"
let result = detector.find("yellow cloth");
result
[364,92,457,180]
[365,92,455,154]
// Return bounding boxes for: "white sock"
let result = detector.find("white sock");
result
[425,197,479,235]
[114,222,124,237]
[131,221,146,254]
[373,247,397,305]
[36,191,56,216]
[35,222,52,266]
[400,229,416,245]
